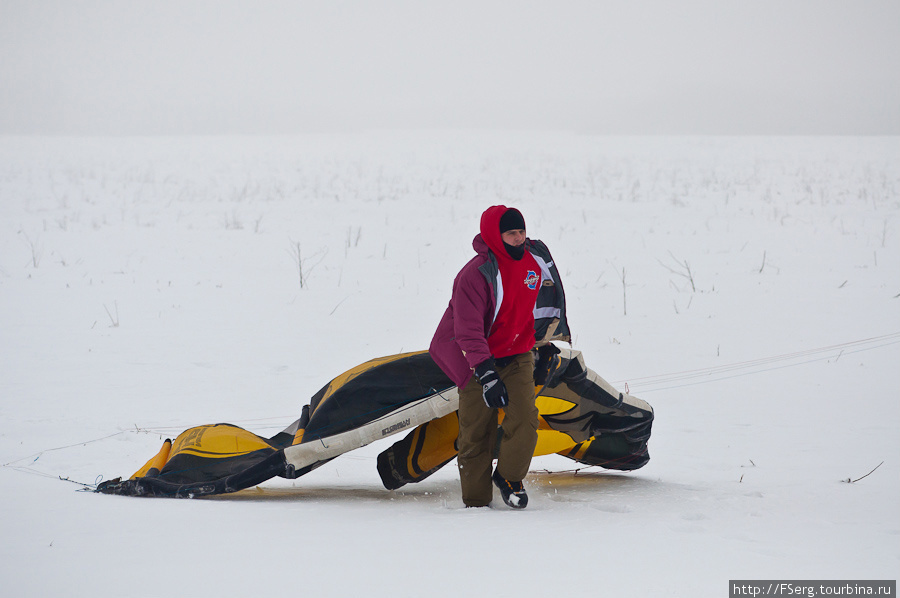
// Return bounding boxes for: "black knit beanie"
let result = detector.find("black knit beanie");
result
[499,209,526,233]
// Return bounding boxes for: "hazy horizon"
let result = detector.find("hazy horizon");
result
[2,1,898,136]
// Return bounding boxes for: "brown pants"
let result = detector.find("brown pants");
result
[457,352,538,507]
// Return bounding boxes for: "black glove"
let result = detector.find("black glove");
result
[534,343,561,386]
[473,358,509,409]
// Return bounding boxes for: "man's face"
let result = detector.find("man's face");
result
[501,229,526,247]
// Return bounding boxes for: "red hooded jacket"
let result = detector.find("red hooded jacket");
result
[429,206,545,387]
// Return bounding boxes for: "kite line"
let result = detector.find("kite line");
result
[2,332,897,484]
[613,332,900,393]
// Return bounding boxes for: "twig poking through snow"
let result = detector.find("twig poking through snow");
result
[658,251,696,292]
[617,267,627,316]
[843,461,884,484]
[103,302,119,328]
[20,231,43,268]
[329,296,350,316]
[288,241,327,289]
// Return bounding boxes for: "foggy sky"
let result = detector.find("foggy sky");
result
[2,0,898,135]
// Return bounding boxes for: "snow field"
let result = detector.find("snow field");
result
[1,133,897,597]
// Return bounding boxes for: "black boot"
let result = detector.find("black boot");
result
[492,469,528,509]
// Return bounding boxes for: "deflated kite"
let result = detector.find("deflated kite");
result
[96,348,653,498]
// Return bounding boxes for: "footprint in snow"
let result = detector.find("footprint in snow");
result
[681,512,708,521]
[591,503,633,514]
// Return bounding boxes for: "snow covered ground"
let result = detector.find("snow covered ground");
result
[1,133,897,597]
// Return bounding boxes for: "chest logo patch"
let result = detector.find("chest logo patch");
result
[524,270,539,290]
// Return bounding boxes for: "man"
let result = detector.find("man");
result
[429,205,570,508]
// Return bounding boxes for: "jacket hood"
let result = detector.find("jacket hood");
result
[478,205,525,261]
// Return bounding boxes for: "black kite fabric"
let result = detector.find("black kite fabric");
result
[97,349,653,498]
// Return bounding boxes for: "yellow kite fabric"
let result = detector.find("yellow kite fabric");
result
[97,349,653,498]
